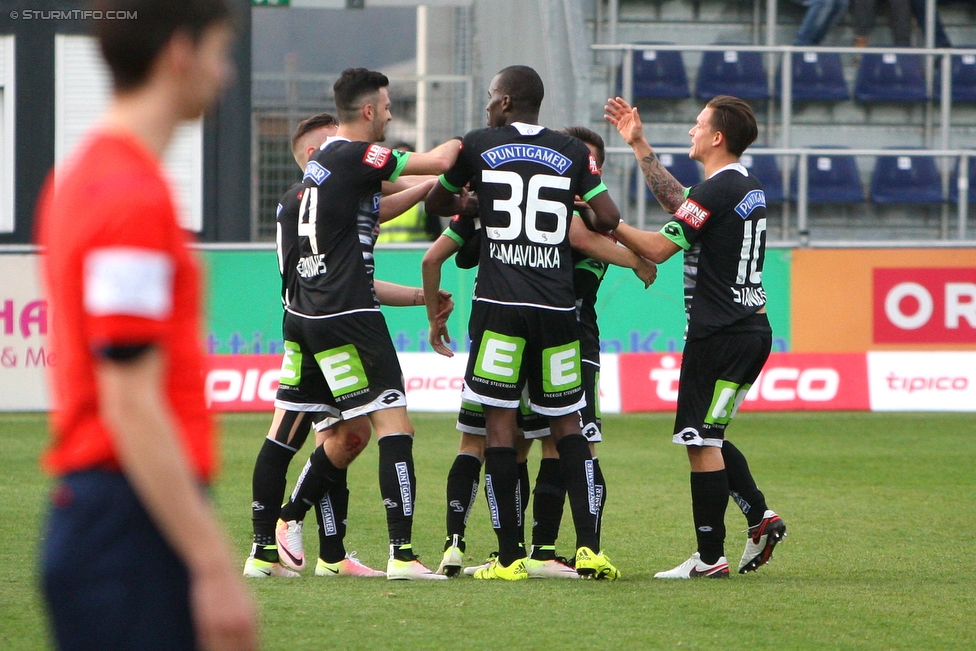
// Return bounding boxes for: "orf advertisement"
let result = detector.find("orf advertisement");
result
[792,249,976,352]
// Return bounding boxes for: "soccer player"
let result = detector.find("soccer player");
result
[271,68,462,580]
[423,128,656,578]
[245,113,443,579]
[36,1,257,650]
[425,66,623,580]
[604,94,787,578]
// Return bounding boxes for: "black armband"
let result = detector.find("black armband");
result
[94,343,155,362]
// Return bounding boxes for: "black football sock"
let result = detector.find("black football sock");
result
[251,438,298,547]
[314,468,348,564]
[379,434,416,560]
[484,447,522,566]
[445,453,482,551]
[531,457,565,559]
[556,434,600,552]
[279,445,340,523]
[591,456,607,543]
[517,460,530,550]
[722,440,768,528]
[691,469,729,565]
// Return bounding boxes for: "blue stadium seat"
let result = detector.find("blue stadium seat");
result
[630,146,703,201]
[870,153,943,204]
[696,46,770,100]
[933,54,976,103]
[741,150,785,203]
[629,43,690,100]
[791,149,865,203]
[948,156,976,204]
[854,53,927,101]
[776,51,849,101]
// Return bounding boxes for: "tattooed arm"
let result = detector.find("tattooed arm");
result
[604,97,686,214]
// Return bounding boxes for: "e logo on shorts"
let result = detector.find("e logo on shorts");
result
[278,341,303,387]
[474,331,525,383]
[704,379,751,426]
[543,341,581,393]
[315,344,368,397]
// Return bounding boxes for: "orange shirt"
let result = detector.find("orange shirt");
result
[36,130,216,481]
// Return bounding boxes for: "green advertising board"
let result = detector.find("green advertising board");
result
[202,247,791,355]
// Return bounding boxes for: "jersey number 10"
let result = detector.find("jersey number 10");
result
[735,217,766,285]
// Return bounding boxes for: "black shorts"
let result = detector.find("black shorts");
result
[43,471,196,651]
[275,310,406,426]
[463,301,585,417]
[673,322,772,447]
[456,395,551,439]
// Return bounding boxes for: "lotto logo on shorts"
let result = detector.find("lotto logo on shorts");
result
[363,144,391,169]
[474,331,525,384]
[314,344,368,397]
[542,341,582,393]
[674,199,710,229]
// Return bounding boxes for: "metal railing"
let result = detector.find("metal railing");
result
[607,145,974,246]
[593,43,976,154]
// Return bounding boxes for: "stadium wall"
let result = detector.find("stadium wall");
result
[2,247,974,412]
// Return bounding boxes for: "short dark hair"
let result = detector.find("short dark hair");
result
[91,0,232,92]
[333,68,389,124]
[562,126,605,169]
[495,65,545,114]
[291,113,338,151]
[705,95,758,157]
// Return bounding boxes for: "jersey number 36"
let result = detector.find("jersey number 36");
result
[482,170,570,245]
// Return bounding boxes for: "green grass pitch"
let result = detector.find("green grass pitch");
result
[1,411,974,650]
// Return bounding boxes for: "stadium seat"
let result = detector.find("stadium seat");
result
[854,53,927,102]
[933,54,976,103]
[948,156,976,204]
[740,151,785,203]
[630,146,703,201]
[790,149,865,203]
[775,51,849,101]
[696,46,770,100]
[628,43,690,100]
[870,153,944,204]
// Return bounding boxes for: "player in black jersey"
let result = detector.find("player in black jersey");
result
[423,128,656,578]
[266,69,463,581]
[245,112,449,579]
[605,94,787,578]
[426,66,624,580]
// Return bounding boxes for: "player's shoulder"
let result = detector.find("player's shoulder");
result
[277,182,306,212]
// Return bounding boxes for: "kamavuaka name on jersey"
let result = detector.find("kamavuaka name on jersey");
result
[674,198,710,229]
[489,241,561,268]
[734,189,766,219]
[481,144,572,175]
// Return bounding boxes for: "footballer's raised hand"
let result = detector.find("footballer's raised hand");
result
[604,97,646,147]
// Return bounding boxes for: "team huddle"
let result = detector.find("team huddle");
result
[244,64,787,582]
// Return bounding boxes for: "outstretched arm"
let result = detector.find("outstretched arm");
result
[400,138,463,176]
[420,235,462,357]
[604,96,686,214]
[612,220,681,265]
[569,214,656,288]
[379,178,437,222]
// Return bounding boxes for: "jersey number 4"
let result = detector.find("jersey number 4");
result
[481,170,570,244]
[298,187,320,254]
